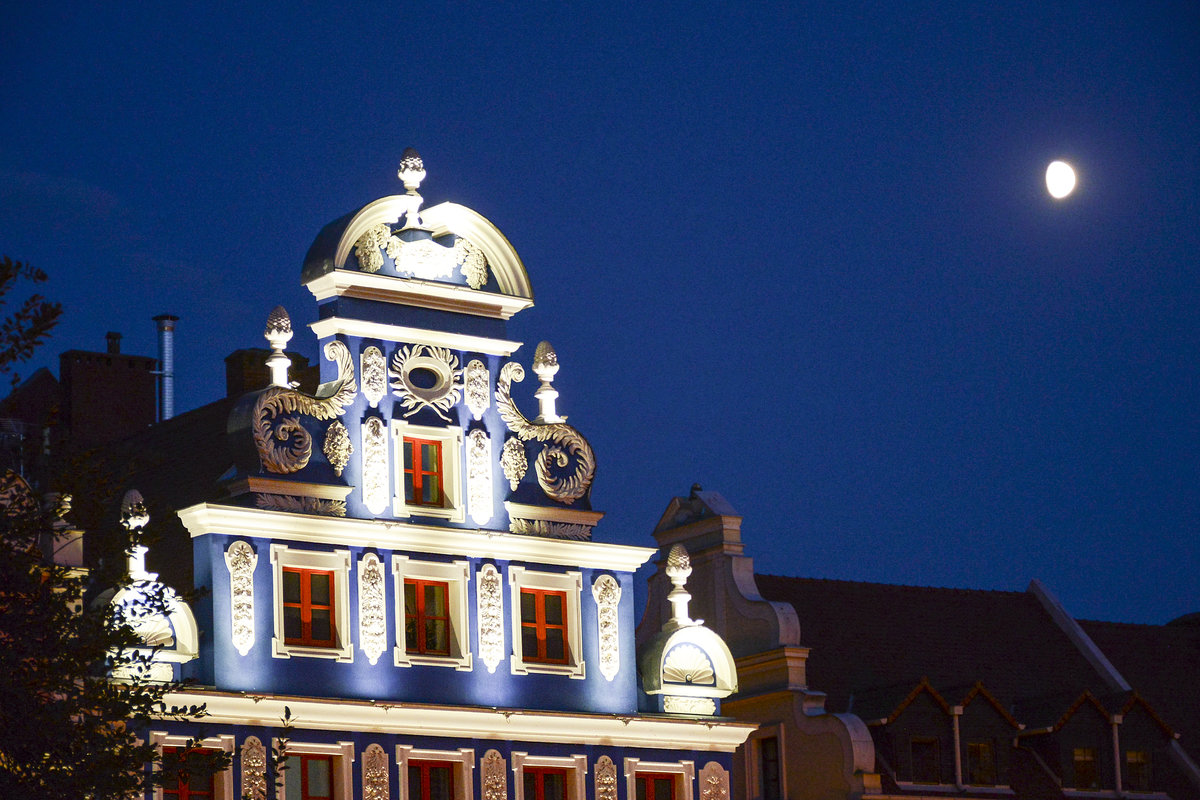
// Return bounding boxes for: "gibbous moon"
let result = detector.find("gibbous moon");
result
[1046,160,1076,199]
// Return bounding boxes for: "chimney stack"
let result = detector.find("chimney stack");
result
[105,331,122,354]
[152,314,179,421]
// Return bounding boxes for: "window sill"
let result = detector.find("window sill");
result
[272,638,354,662]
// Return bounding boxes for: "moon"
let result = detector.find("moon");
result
[1046,160,1076,199]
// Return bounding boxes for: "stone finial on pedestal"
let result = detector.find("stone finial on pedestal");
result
[532,341,565,423]
[398,147,427,229]
[264,306,293,388]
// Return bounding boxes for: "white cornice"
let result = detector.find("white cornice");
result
[225,477,352,501]
[161,691,755,751]
[306,270,533,321]
[177,504,655,572]
[309,317,523,357]
[505,502,605,527]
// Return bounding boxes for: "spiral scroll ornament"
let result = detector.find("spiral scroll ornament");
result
[252,340,357,474]
[495,362,595,505]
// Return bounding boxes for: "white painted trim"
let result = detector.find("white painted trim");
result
[310,317,523,357]
[623,758,695,800]
[392,556,473,670]
[269,545,353,662]
[391,421,465,522]
[509,567,585,679]
[512,752,588,800]
[306,271,533,320]
[275,740,355,800]
[149,731,235,800]
[179,504,656,573]
[225,476,352,501]
[505,502,605,527]
[162,691,757,751]
[397,746,476,800]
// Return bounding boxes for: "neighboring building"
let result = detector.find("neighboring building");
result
[80,153,752,800]
[640,487,1200,800]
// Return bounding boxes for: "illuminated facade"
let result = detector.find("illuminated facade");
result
[131,152,751,800]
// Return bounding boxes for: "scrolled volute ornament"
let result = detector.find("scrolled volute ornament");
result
[495,361,595,505]
[252,340,358,474]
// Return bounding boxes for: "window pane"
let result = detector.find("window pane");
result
[283,570,301,603]
[424,475,440,504]
[523,773,537,800]
[405,582,417,615]
[522,627,539,657]
[429,765,453,800]
[1073,748,1097,790]
[543,593,564,625]
[307,757,331,798]
[542,772,565,800]
[284,606,302,640]
[410,766,423,800]
[404,473,415,502]
[545,628,566,661]
[310,573,331,606]
[422,442,438,471]
[761,736,781,800]
[654,778,673,800]
[520,590,536,622]
[310,610,332,643]
[286,756,303,800]
[426,583,447,615]
[636,777,647,800]
[427,619,449,654]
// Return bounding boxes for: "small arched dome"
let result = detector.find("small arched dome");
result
[301,152,533,320]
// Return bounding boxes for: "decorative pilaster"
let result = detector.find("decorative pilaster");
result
[477,564,504,673]
[362,416,389,515]
[224,540,257,656]
[358,553,387,665]
[361,346,387,408]
[700,762,730,800]
[467,429,493,525]
[482,749,507,800]
[592,575,622,681]
[240,736,267,800]
[595,756,617,800]
[362,743,389,800]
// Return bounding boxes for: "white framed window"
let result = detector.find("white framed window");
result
[623,759,694,800]
[397,746,476,800]
[275,740,354,800]
[270,545,353,662]
[149,731,235,800]
[508,567,584,679]
[512,753,588,800]
[392,556,472,670]
[391,420,465,522]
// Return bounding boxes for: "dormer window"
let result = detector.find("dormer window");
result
[1125,750,1150,792]
[910,738,940,784]
[1072,748,1099,790]
[966,741,996,786]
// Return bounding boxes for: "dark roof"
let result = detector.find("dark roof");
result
[753,574,1110,717]
[1079,617,1200,746]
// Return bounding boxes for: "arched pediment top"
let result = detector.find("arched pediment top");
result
[639,624,738,698]
[302,196,532,302]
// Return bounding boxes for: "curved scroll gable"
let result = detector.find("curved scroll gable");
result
[252,340,357,474]
[495,362,595,505]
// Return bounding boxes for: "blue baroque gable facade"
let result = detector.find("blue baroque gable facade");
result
[138,151,749,800]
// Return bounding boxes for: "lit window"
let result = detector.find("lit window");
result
[406,579,450,655]
[283,568,336,647]
[910,738,940,784]
[162,747,215,800]
[635,773,676,800]
[520,588,569,664]
[759,736,781,800]
[508,567,584,678]
[404,437,444,506]
[1125,750,1150,792]
[281,742,353,800]
[966,741,996,786]
[270,546,353,662]
[286,755,333,800]
[392,556,472,670]
[1073,748,1098,790]
[391,422,464,522]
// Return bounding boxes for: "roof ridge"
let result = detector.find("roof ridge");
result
[754,572,1028,597]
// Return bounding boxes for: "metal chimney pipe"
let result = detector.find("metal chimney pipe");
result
[152,314,179,421]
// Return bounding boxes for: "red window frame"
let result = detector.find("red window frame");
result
[520,588,569,664]
[523,767,568,800]
[408,759,456,800]
[403,437,444,507]
[404,578,451,655]
[282,567,337,648]
[636,773,677,800]
[288,754,334,800]
[161,746,216,800]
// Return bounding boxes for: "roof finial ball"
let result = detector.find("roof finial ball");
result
[264,305,293,388]
[533,341,565,424]
[398,147,427,229]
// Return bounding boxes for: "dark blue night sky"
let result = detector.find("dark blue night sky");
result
[3,2,1197,624]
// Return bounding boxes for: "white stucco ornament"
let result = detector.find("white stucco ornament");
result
[224,540,257,657]
[595,756,617,800]
[482,749,507,800]
[241,737,267,800]
[639,544,738,715]
[361,346,387,408]
[323,420,352,476]
[390,344,463,421]
[477,564,505,673]
[359,553,387,665]
[467,429,493,525]
[464,359,491,420]
[362,416,389,515]
[592,575,622,681]
[363,743,389,800]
